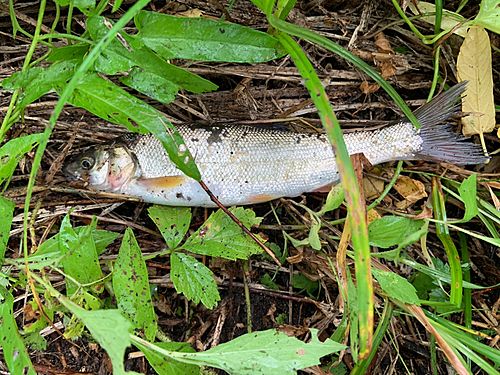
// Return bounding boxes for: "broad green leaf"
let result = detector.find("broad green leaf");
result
[54,0,95,13]
[137,341,199,375]
[291,274,319,296]
[0,196,14,264]
[408,2,468,37]
[87,16,217,95]
[65,73,201,180]
[47,43,90,62]
[148,205,191,249]
[474,0,500,33]
[112,228,157,341]
[308,214,322,250]
[372,269,420,305]
[182,207,263,260]
[170,252,220,309]
[317,184,344,216]
[60,302,139,375]
[457,26,495,136]
[1,60,77,109]
[59,216,103,296]
[184,328,345,374]
[457,174,479,222]
[0,133,43,188]
[368,216,425,248]
[135,11,284,62]
[0,287,36,374]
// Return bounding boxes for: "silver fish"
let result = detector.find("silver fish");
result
[64,83,487,207]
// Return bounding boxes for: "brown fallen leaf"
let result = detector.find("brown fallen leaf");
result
[367,208,381,224]
[375,32,394,54]
[394,175,428,209]
[457,26,495,137]
[363,175,385,200]
[360,80,380,94]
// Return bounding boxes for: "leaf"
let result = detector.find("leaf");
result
[474,0,500,33]
[317,184,344,216]
[65,73,201,180]
[1,61,77,109]
[457,26,495,136]
[86,16,217,95]
[54,0,95,13]
[185,328,345,374]
[121,68,179,104]
[182,207,263,260]
[170,252,220,309]
[59,216,103,296]
[0,133,44,188]
[372,269,420,305]
[394,175,428,209]
[135,11,284,63]
[457,174,479,222]
[368,216,426,248]
[148,205,191,249]
[0,287,36,375]
[0,196,14,265]
[408,2,468,37]
[47,43,89,62]
[112,228,157,341]
[136,341,200,375]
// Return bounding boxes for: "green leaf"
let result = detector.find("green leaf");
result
[0,196,14,265]
[0,133,44,188]
[137,341,200,375]
[65,73,201,181]
[135,11,284,62]
[291,274,319,296]
[317,184,344,216]
[1,60,77,109]
[474,0,500,33]
[112,228,157,341]
[457,174,479,222]
[182,207,263,260]
[183,328,345,374]
[0,286,36,374]
[170,252,220,309]
[59,216,103,296]
[47,43,90,62]
[148,205,191,249]
[368,216,425,248]
[54,0,95,13]
[87,16,217,95]
[372,269,420,305]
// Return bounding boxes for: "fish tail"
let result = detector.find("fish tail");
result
[413,82,489,165]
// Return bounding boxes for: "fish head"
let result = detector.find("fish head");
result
[63,145,139,192]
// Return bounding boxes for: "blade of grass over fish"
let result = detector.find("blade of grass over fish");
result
[273,32,374,358]
[431,178,462,307]
[22,0,152,288]
[458,233,472,368]
[0,196,14,265]
[266,15,420,128]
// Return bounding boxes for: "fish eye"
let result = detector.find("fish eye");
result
[80,157,95,170]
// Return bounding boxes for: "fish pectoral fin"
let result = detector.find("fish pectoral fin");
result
[248,193,277,204]
[137,175,186,189]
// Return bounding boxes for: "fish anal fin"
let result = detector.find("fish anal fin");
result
[248,194,276,204]
[137,176,186,189]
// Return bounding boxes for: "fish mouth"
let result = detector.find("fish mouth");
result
[62,157,83,181]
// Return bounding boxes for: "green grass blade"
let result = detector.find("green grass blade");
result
[273,31,374,358]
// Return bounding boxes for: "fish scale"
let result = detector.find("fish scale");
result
[63,83,488,207]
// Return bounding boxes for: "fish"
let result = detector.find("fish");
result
[63,83,488,207]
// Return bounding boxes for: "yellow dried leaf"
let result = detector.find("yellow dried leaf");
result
[367,209,381,224]
[394,176,428,209]
[363,175,385,200]
[457,26,495,136]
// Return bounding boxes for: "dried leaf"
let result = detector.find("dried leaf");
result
[457,26,495,136]
[363,175,385,200]
[360,81,380,94]
[375,32,393,54]
[367,209,381,224]
[394,176,428,209]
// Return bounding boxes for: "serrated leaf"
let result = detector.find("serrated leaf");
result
[408,2,468,37]
[368,216,425,248]
[475,0,500,33]
[457,174,479,222]
[65,73,201,180]
[148,206,191,249]
[0,133,44,188]
[112,228,157,341]
[181,328,345,374]
[0,196,14,265]
[87,16,217,95]
[457,26,495,136]
[182,207,263,260]
[135,11,284,63]
[137,341,200,375]
[59,216,103,296]
[372,269,420,305]
[0,287,36,375]
[170,252,220,309]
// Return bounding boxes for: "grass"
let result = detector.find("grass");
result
[0,0,499,374]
